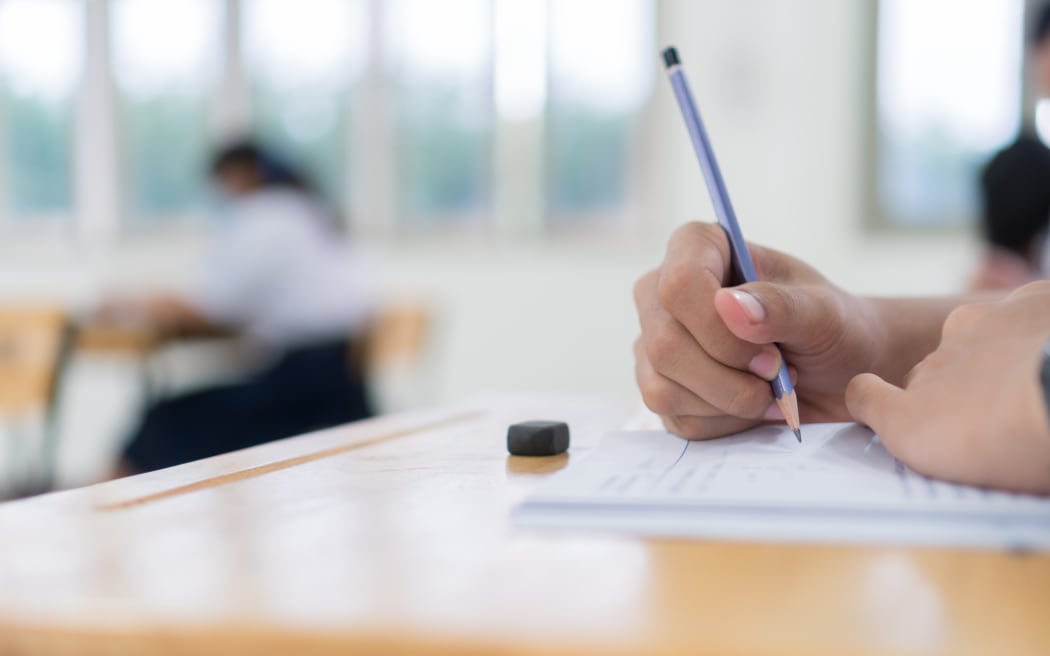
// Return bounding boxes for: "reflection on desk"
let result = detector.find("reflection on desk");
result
[0,395,1047,655]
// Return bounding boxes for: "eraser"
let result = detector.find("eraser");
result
[662,47,680,68]
[507,421,570,457]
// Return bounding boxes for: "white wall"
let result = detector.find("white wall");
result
[0,0,982,485]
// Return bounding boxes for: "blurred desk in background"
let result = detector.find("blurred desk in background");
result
[0,395,1047,655]
[75,323,163,356]
[73,321,240,404]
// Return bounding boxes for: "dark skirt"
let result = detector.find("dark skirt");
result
[122,340,373,472]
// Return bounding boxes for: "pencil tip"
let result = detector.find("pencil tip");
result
[793,428,802,443]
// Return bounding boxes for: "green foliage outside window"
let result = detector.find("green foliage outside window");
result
[547,106,630,215]
[3,92,72,216]
[120,95,210,218]
[394,83,491,221]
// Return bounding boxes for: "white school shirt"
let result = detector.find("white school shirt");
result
[192,188,374,348]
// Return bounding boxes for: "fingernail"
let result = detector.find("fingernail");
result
[728,289,765,323]
[748,350,781,381]
[762,403,785,420]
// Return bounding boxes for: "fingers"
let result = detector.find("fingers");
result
[656,223,771,372]
[845,373,907,442]
[659,223,732,307]
[633,222,815,439]
[634,338,718,417]
[636,272,775,419]
[713,281,842,352]
[636,338,765,439]
[662,413,761,441]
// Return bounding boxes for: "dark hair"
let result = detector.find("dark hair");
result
[209,139,314,193]
[1034,2,1050,46]
[979,136,1050,258]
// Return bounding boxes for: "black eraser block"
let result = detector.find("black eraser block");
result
[507,421,570,457]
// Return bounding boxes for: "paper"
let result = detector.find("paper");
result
[514,423,1050,550]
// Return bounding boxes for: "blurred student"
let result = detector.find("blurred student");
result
[969,137,1050,291]
[107,140,375,475]
[970,4,1050,291]
[1034,2,1050,98]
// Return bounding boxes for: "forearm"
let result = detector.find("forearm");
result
[868,294,1004,385]
[103,294,224,336]
[148,295,215,334]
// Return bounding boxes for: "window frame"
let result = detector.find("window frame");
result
[0,0,84,233]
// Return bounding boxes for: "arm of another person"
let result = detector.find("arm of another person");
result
[969,248,1040,292]
[96,213,293,338]
[96,293,229,337]
[848,282,1050,495]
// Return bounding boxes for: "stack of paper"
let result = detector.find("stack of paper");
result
[514,423,1050,550]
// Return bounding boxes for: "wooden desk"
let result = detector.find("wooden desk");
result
[1,396,1047,655]
[74,324,162,356]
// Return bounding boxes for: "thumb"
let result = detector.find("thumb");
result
[845,372,905,437]
[713,281,838,348]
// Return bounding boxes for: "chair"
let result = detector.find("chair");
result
[355,303,434,412]
[0,306,73,497]
[363,303,431,370]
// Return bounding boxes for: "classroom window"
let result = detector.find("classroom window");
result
[385,0,494,225]
[875,0,1025,228]
[243,0,368,211]
[0,0,82,220]
[111,0,223,221]
[547,0,655,222]
[0,0,659,237]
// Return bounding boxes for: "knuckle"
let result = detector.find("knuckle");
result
[656,260,695,310]
[640,377,678,416]
[721,380,771,418]
[911,347,954,378]
[666,415,709,440]
[692,221,728,251]
[672,220,719,247]
[645,320,682,373]
[752,282,793,320]
[1014,280,1050,297]
[661,415,686,437]
[845,374,868,406]
[701,320,755,367]
[750,244,781,280]
[942,303,984,337]
[633,270,657,309]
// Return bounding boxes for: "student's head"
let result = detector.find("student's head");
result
[1034,2,1050,96]
[209,140,311,199]
[980,136,1050,262]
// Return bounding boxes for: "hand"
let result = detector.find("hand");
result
[633,222,884,440]
[95,294,211,335]
[847,282,1050,495]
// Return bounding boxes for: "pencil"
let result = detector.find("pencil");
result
[661,46,802,442]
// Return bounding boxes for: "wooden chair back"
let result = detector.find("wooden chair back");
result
[354,303,432,373]
[0,307,71,419]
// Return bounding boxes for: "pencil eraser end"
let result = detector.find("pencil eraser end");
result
[507,421,570,457]
[662,47,680,68]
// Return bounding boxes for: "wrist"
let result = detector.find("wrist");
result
[866,296,974,385]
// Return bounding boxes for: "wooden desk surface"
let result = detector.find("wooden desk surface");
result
[1,396,1047,656]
